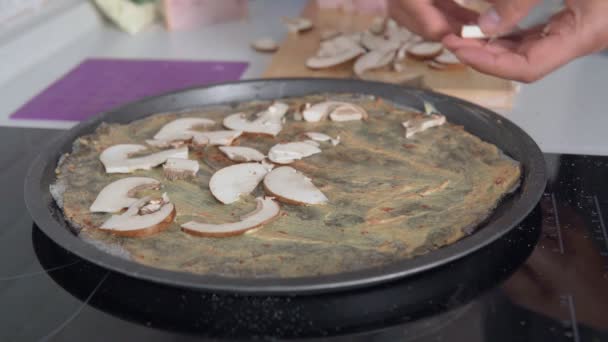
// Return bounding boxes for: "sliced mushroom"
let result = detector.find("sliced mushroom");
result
[89,177,160,213]
[360,31,398,51]
[181,197,280,237]
[369,16,386,35]
[302,101,367,122]
[223,102,288,136]
[461,25,486,39]
[209,162,271,204]
[306,46,365,69]
[191,130,242,146]
[305,132,340,146]
[407,42,443,60]
[307,35,365,69]
[268,142,321,164]
[251,37,279,52]
[99,195,176,237]
[329,103,368,122]
[354,48,397,76]
[263,166,328,205]
[100,144,188,173]
[153,117,215,142]
[402,114,446,138]
[282,17,313,33]
[302,139,321,147]
[218,146,265,162]
[163,158,199,180]
[433,49,465,69]
[320,29,341,41]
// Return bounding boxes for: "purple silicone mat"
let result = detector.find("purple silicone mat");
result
[11,58,249,121]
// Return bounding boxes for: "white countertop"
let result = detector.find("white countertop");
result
[1,0,607,155]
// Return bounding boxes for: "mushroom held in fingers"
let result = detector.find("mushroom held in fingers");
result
[209,163,271,204]
[99,194,176,237]
[268,142,321,164]
[89,177,160,213]
[100,144,188,173]
[163,158,199,180]
[402,114,446,139]
[263,166,328,205]
[181,197,280,237]
[218,146,266,162]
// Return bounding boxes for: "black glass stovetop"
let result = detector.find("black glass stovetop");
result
[2,127,608,341]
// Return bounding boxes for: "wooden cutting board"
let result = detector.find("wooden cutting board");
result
[262,2,517,109]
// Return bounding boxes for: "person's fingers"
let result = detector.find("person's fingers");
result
[479,0,542,36]
[450,31,575,82]
[434,0,479,24]
[389,1,451,40]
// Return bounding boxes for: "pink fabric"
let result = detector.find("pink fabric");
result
[163,0,248,31]
[316,0,387,14]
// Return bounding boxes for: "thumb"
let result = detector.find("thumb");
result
[479,0,542,35]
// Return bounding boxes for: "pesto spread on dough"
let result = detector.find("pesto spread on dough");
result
[52,94,521,278]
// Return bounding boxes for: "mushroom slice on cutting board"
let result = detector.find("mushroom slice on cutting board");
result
[209,162,271,204]
[268,142,321,164]
[302,101,368,122]
[152,118,215,142]
[191,130,242,146]
[305,132,340,146]
[263,166,328,205]
[306,35,365,69]
[223,102,289,136]
[99,194,176,237]
[163,158,199,180]
[251,37,279,52]
[218,146,266,162]
[100,144,188,173]
[407,42,443,60]
[402,114,446,138]
[181,197,280,237]
[89,177,160,213]
[354,48,397,76]
[282,17,313,33]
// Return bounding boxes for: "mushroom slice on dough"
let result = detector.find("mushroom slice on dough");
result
[181,197,280,237]
[302,101,368,122]
[223,102,289,136]
[402,114,446,138]
[268,142,321,164]
[191,130,242,146]
[305,132,340,146]
[263,166,328,205]
[100,144,188,173]
[154,118,215,142]
[89,177,160,213]
[99,194,176,237]
[209,163,271,204]
[218,146,266,162]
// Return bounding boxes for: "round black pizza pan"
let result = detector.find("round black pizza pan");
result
[24,78,546,295]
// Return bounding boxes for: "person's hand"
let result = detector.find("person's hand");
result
[388,0,479,41]
[443,0,608,82]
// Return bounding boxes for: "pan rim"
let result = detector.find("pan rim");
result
[24,78,546,295]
